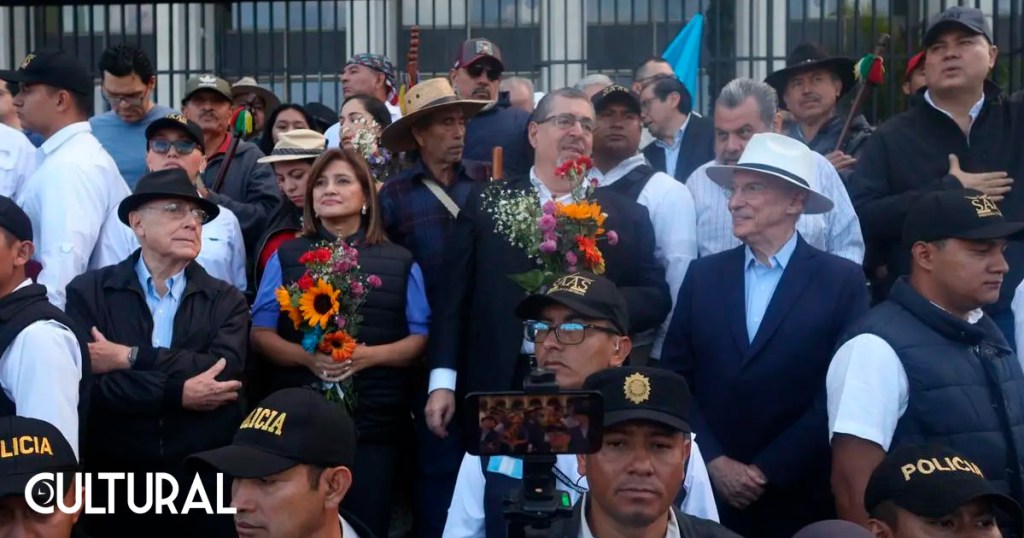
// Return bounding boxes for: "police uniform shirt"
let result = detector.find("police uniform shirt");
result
[0,279,83,460]
[0,122,36,198]
[15,121,135,310]
[194,205,247,292]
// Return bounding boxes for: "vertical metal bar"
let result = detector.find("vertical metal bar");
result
[301,0,308,104]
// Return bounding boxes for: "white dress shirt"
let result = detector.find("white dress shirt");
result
[15,122,134,310]
[324,101,403,148]
[340,514,361,538]
[443,433,718,538]
[195,206,248,292]
[651,115,691,180]
[686,153,865,265]
[0,279,83,460]
[591,154,697,357]
[1013,279,1024,356]
[0,123,36,198]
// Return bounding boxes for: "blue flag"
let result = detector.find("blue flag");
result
[662,13,704,104]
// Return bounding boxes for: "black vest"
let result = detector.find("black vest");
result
[271,229,414,441]
[0,283,91,453]
[602,163,657,202]
[843,277,1024,505]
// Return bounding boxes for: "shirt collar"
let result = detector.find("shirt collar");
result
[923,90,986,123]
[40,122,91,156]
[529,166,583,203]
[928,301,985,325]
[135,255,187,300]
[14,279,32,292]
[590,154,647,186]
[744,231,799,270]
[653,114,691,151]
[339,514,360,538]
[578,494,678,538]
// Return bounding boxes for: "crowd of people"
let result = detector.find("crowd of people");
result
[1,4,1024,538]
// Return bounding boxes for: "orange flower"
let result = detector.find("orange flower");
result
[319,331,358,362]
[275,287,303,329]
[557,201,606,227]
[576,236,604,267]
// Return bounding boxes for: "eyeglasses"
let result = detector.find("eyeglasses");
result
[102,90,147,108]
[523,320,620,345]
[149,139,199,156]
[144,201,211,224]
[466,63,502,81]
[536,113,595,133]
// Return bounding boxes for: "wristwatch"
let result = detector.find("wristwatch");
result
[127,346,139,367]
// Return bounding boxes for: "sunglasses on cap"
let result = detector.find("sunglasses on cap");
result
[148,139,199,156]
[466,63,502,81]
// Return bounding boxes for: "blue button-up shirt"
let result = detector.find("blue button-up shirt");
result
[743,232,798,342]
[135,257,187,348]
[653,115,691,178]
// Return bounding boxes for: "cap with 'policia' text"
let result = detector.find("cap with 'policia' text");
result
[0,49,93,97]
[0,416,78,506]
[188,387,357,478]
[582,366,691,434]
[903,189,1024,246]
[515,272,630,335]
[865,444,1023,534]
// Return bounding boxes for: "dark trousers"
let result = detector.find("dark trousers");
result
[412,389,464,538]
[343,440,400,538]
[716,480,834,538]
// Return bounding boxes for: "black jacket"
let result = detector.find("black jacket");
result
[202,139,282,256]
[464,91,534,177]
[428,175,671,394]
[65,250,250,471]
[642,113,715,183]
[549,496,744,538]
[254,199,303,286]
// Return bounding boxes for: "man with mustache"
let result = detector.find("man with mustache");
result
[766,43,873,178]
[449,38,534,177]
[829,189,1024,532]
[324,53,403,148]
[848,6,1024,342]
[181,74,280,260]
[638,75,715,185]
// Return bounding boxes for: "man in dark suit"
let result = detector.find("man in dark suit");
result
[662,132,870,538]
[424,87,671,441]
[639,75,715,184]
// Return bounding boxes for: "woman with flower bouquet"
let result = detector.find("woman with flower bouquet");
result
[338,94,398,189]
[250,148,430,537]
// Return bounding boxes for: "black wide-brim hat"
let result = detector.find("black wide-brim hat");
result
[118,168,220,225]
[765,43,856,110]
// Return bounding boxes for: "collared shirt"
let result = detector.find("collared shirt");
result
[578,494,681,538]
[0,279,83,460]
[0,122,37,198]
[195,206,248,292]
[924,90,986,138]
[590,154,698,357]
[652,115,691,178]
[340,514,361,538]
[686,154,865,265]
[744,231,799,342]
[15,122,135,310]
[135,256,187,348]
[324,102,403,148]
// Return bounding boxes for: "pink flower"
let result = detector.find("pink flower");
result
[589,178,599,189]
[538,214,557,232]
[565,251,578,265]
[334,260,352,273]
[367,275,383,288]
[543,231,557,243]
[539,240,558,254]
[352,282,365,296]
[607,230,619,246]
[335,316,347,328]
[542,201,557,215]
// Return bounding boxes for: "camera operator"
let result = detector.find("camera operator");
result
[550,366,742,538]
[443,272,717,538]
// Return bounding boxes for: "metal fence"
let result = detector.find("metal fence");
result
[1,0,1021,122]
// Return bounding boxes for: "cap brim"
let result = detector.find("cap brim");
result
[954,222,1024,242]
[604,409,691,434]
[0,469,75,502]
[515,294,625,334]
[187,444,301,479]
[463,55,505,71]
[233,86,281,113]
[924,21,986,47]
[257,153,322,164]
[380,100,491,152]
[897,479,1023,534]
[145,119,204,150]
[765,58,856,109]
[118,192,221,226]
[706,163,834,214]
[0,70,34,84]
[595,93,641,115]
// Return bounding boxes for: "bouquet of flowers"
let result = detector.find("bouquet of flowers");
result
[483,155,618,293]
[348,117,393,184]
[275,239,383,411]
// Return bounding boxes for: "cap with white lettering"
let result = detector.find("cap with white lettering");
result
[865,443,1023,533]
[187,387,357,478]
[0,416,78,505]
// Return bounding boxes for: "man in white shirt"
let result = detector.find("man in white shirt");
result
[0,48,134,310]
[0,121,35,199]
[325,53,402,148]
[686,78,864,264]
[0,197,86,461]
[589,83,698,363]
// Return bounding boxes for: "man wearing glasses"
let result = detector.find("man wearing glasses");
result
[639,74,715,185]
[91,44,175,188]
[443,272,716,538]
[65,167,249,537]
[450,38,534,177]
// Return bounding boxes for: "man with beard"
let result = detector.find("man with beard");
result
[639,75,715,184]
[766,43,874,178]
[325,53,402,148]
[449,38,533,177]
[589,83,697,364]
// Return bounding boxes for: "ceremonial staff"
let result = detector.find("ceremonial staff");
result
[211,96,256,193]
[835,33,890,152]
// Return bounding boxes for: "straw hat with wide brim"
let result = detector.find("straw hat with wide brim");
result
[380,78,491,152]
[257,129,327,164]
[232,77,281,112]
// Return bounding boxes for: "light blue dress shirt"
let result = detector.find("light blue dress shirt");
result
[135,257,187,348]
[653,115,691,178]
[743,232,799,343]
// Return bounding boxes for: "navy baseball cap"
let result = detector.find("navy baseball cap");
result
[903,189,1024,246]
[0,49,93,96]
[0,417,78,506]
[582,367,691,434]
[923,6,993,47]
[592,84,642,115]
[0,195,33,242]
[515,272,630,335]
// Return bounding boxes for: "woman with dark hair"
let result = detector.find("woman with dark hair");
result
[338,94,392,150]
[249,148,428,538]
[258,103,316,155]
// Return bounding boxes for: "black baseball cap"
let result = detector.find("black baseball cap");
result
[145,113,206,153]
[188,387,357,478]
[515,272,630,335]
[865,444,1023,533]
[903,189,1024,246]
[0,417,78,505]
[453,38,504,70]
[592,84,641,115]
[0,195,33,242]
[923,6,993,47]
[0,48,93,96]
[582,367,691,434]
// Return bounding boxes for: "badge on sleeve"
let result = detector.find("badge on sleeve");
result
[486,456,523,479]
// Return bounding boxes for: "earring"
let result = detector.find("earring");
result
[361,204,367,215]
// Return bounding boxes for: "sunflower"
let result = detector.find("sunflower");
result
[319,331,358,362]
[557,201,607,227]
[275,287,303,329]
[298,279,341,329]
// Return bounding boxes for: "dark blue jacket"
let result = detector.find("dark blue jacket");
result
[463,91,533,178]
[662,234,869,537]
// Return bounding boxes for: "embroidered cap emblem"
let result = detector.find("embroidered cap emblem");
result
[623,373,651,405]
[19,54,35,70]
[198,74,218,86]
[966,194,1002,218]
[548,274,593,297]
[474,40,494,56]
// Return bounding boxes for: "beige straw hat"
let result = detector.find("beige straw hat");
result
[257,129,327,164]
[380,78,491,152]
[232,76,281,112]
